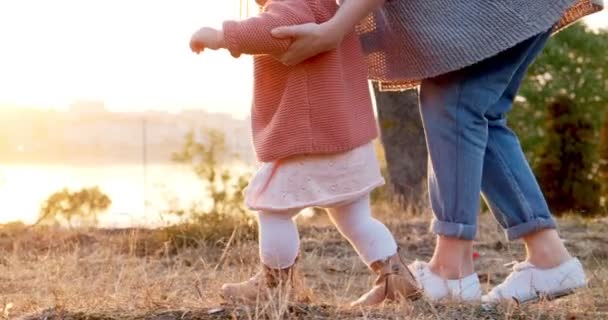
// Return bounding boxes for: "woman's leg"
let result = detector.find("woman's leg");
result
[478,34,571,268]
[419,29,583,302]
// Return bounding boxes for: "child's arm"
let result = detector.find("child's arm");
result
[189,0,316,57]
[222,0,317,57]
[190,27,226,54]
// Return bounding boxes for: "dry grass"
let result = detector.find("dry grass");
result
[1,210,607,320]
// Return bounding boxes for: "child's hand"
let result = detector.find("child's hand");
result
[189,27,225,54]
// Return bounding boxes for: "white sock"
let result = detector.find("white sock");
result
[257,210,300,269]
[327,195,398,265]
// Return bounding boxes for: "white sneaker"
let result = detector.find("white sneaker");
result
[482,258,587,305]
[409,260,482,302]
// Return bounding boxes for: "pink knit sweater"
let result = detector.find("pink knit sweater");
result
[223,0,378,162]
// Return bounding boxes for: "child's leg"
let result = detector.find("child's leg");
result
[222,209,307,303]
[326,195,397,265]
[327,195,420,307]
[257,210,300,268]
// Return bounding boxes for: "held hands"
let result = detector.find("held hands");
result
[189,27,226,54]
[270,0,384,65]
[271,22,344,66]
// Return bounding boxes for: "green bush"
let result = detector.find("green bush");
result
[535,95,600,215]
[37,186,111,227]
[513,24,608,166]
[160,129,256,248]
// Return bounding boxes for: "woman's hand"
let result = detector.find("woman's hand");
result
[271,0,385,65]
[270,22,344,66]
[189,27,226,54]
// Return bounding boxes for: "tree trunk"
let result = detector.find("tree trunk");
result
[373,84,429,214]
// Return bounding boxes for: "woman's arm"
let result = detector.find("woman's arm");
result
[271,0,385,65]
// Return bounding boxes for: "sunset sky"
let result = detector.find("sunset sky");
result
[0,2,606,120]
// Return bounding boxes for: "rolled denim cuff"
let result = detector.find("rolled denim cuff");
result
[430,218,477,241]
[504,217,557,241]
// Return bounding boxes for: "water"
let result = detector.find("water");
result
[0,163,251,228]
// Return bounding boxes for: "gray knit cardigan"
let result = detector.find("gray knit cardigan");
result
[358,0,578,86]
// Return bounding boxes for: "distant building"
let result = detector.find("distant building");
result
[0,105,254,164]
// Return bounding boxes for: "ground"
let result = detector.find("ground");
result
[1,209,607,320]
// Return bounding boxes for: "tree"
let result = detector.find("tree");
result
[514,23,608,166]
[535,95,600,215]
[38,186,112,227]
[597,110,608,208]
[373,84,428,213]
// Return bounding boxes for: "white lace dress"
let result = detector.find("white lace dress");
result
[244,142,385,212]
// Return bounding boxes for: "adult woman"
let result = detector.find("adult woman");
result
[270,0,600,304]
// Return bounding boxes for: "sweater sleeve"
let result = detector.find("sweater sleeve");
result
[222,0,316,58]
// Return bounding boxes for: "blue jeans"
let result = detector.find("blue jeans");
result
[419,30,557,241]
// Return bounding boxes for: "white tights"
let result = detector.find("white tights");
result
[257,195,398,269]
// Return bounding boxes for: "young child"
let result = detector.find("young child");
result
[189,0,419,307]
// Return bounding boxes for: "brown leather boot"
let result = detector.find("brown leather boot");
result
[221,263,311,303]
[350,250,421,307]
